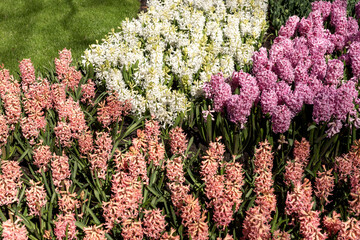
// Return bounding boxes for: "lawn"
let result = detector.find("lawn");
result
[0,0,140,76]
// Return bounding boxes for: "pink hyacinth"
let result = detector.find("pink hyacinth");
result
[0,115,8,156]
[166,157,186,183]
[97,92,131,128]
[142,209,167,239]
[203,73,232,112]
[278,15,300,38]
[271,105,292,133]
[325,59,343,85]
[272,230,291,240]
[83,225,106,240]
[78,130,94,156]
[323,211,342,235]
[0,177,19,206]
[103,173,143,229]
[285,178,313,215]
[81,79,96,105]
[55,48,81,90]
[121,219,144,240]
[169,126,188,155]
[25,180,47,216]
[0,67,22,128]
[1,160,22,184]
[261,89,278,115]
[19,58,36,92]
[54,121,73,148]
[89,131,112,180]
[181,195,202,228]
[349,41,360,79]
[293,138,311,164]
[284,161,304,186]
[54,213,77,240]
[1,217,28,240]
[242,205,272,240]
[51,153,72,189]
[58,190,80,213]
[311,1,332,20]
[186,212,209,240]
[33,145,52,173]
[161,228,180,240]
[338,217,360,240]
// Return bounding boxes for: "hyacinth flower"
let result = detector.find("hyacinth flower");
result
[1,217,28,240]
[166,126,208,239]
[0,66,22,130]
[200,137,244,229]
[284,138,328,239]
[242,140,276,239]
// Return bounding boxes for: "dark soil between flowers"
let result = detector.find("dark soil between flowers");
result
[140,0,148,12]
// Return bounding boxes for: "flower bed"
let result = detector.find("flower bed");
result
[82,0,268,126]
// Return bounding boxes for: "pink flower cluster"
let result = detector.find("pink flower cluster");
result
[335,140,360,216]
[20,59,51,144]
[89,132,112,179]
[200,138,244,229]
[25,180,47,216]
[55,48,82,90]
[285,139,327,239]
[54,213,77,240]
[167,127,208,239]
[0,114,9,156]
[0,160,23,206]
[284,138,310,186]
[51,152,72,189]
[314,166,335,205]
[203,71,259,128]
[97,92,131,128]
[242,140,276,239]
[0,67,21,129]
[169,127,188,156]
[1,217,28,240]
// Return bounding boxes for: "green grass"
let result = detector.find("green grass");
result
[0,0,140,76]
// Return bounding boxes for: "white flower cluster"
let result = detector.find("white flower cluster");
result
[82,0,268,126]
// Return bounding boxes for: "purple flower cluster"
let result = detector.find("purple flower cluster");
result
[205,0,360,136]
[252,0,360,135]
[203,72,259,128]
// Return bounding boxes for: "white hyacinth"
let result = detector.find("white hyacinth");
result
[82,0,268,126]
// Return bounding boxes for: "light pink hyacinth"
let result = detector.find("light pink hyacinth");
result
[83,225,106,240]
[1,217,28,240]
[143,209,167,239]
[25,180,47,216]
[169,127,188,156]
[54,213,77,240]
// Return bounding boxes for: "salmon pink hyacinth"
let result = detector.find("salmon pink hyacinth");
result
[33,145,52,173]
[83,225,106,240]
[55,48,81,90]
[51,153,72,189]
[19,58,36,91]
[142,209,167,239]
[25,180,47,216]
[1,217,28,240]
[54,213,77,240]
[169,127,188,156]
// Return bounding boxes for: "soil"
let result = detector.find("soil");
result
[140,0,148,12]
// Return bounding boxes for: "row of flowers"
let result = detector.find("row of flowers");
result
[82,0,268,126]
